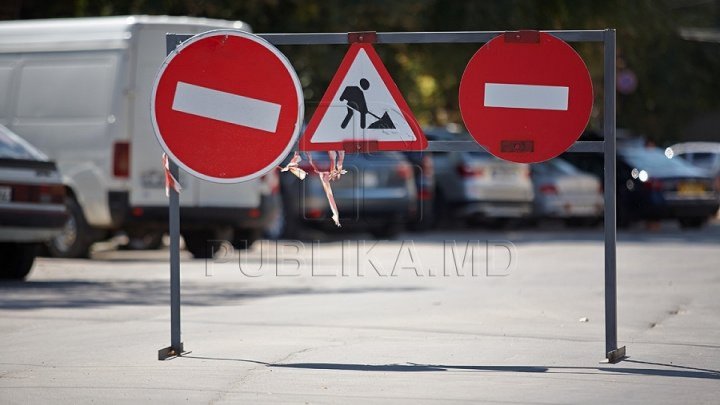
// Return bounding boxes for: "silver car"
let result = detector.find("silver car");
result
[530,158,604,225]
[426,128,534,225]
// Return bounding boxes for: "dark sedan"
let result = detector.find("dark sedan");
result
[564,146,719,228]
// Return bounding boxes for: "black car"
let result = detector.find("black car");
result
[563,146,719,228]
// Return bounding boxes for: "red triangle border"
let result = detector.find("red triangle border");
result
[299,43,427,152]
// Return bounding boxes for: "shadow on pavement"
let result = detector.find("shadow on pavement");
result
[284,220,720,246]
[181,356,720,380]
[0,280,423,310]
[274,361,720,380]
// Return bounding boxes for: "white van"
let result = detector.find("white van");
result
[0,16,281,258]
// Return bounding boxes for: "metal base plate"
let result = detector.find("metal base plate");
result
[600,346,627,364]
[158,343,189,361]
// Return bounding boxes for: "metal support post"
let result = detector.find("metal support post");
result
[158,155,186,360]
[602,28,626,363]
[159,35,187,360]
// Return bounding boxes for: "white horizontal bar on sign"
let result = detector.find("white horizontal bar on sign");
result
[484,83,569,111]
[172,81,281,133]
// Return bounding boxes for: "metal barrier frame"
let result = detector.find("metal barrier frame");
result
[159,29,625,363]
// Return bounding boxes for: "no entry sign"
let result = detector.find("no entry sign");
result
[151,30,304,183]
[459,31,593,163]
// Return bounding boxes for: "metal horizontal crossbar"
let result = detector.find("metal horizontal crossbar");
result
[261,30,605,45]
[171,30,605,47]
[422,140,603,153]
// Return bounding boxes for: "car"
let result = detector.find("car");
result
[279,151,417,238]
[0,125,67,280]
[530,158,603,226]
[563,145,719,228]
[424,127,534,226]
[667,142,720,197]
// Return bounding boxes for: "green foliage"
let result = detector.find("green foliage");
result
[7,0,720,144]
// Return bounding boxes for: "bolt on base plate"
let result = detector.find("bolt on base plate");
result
[600,346,627,364]
[158,343,189,361]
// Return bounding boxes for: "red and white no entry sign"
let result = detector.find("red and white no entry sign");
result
[459,31,593,163]
[151,30,304,183]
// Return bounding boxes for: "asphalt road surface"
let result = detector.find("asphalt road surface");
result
[1,222,719,404]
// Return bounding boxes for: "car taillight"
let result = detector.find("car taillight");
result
[38,185,66,204]
[113,141,130,178]
[306,208,323,219]
[3,183,65,204]
[396,162,413,180]
[457,164,485,177]
[421,155,434,177]
[642,179,664,192]
[418,188,433,200]
[539,184,559,195]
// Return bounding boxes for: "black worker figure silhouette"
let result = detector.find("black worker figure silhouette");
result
[339,78,396,130]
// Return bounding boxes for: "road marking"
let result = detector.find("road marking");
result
[172,81,281,132]
[484,83,569,111]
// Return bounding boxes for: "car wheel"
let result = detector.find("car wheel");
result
[370,223,402,239]
[408,198,436,231]
[679,217,708,229]
[233,228,261,250]
[183,230,216,259]
[0,243,37,280]
[46,196,93,258]
[565,218,599,228]
[122,231,164,250]
[432,189,448,228]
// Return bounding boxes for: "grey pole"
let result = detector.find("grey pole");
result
[159,35,186,360]
[169,159,183,349]
[603,29,625,363]
[158,158,184,360]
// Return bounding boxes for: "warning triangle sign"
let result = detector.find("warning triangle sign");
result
[300,43,427,151]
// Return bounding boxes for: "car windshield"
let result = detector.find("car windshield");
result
[690,152,717,170]
[0,126,47,160]
[622,147,703,177]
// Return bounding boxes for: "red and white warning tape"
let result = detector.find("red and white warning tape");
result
[162,153,183,197]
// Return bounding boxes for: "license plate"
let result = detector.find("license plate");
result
[492,167,515,178]
[678,182,706,196]
[363,172,379,188]
[0,186,11,202]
